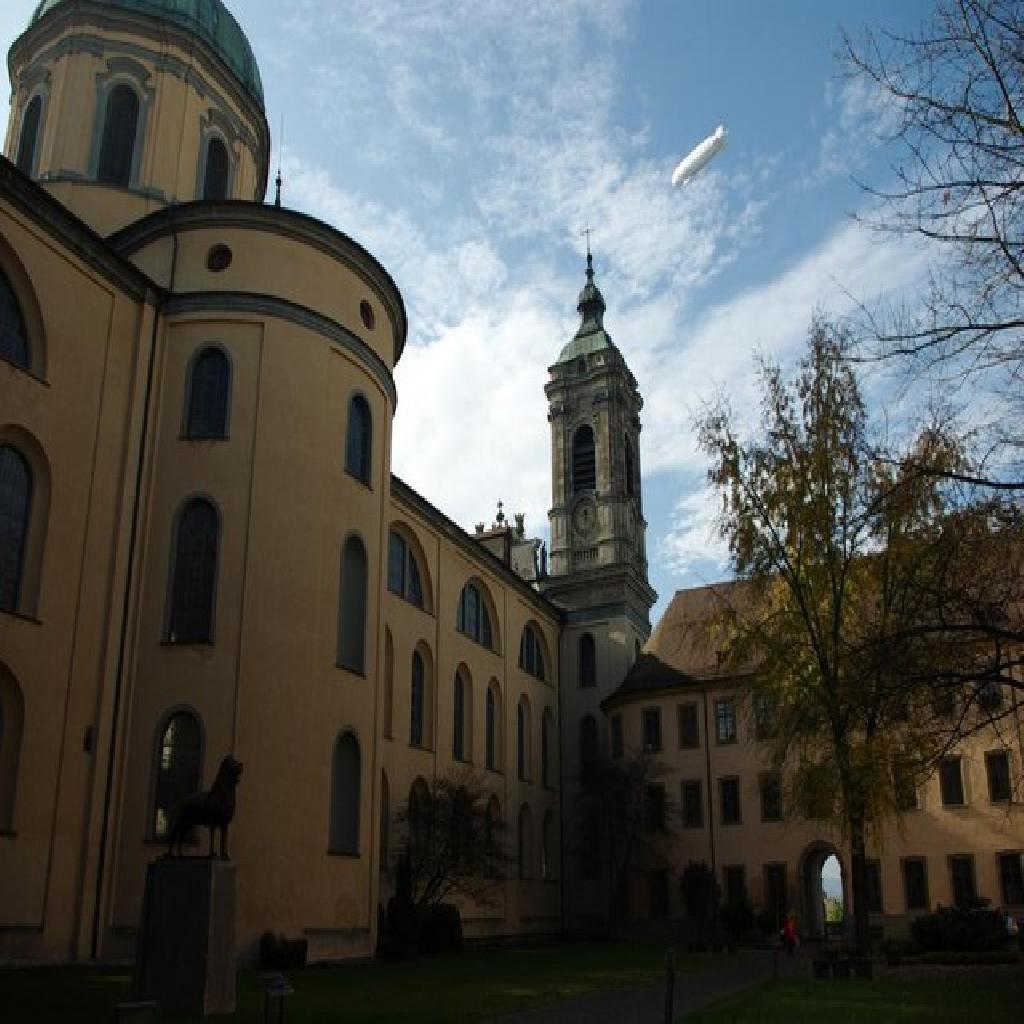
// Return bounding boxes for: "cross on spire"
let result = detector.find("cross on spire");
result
[581,225,594,258]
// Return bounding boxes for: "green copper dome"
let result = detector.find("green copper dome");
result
[29,0,264,109]
[556,253,617,364]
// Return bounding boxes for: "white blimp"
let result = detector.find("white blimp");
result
[672,125,728,187]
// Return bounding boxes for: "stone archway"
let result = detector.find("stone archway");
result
[798,841,848,941]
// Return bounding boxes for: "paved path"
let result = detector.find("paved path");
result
[489,948,794,1024]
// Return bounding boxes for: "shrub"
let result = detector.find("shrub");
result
[720,896,754,943]
[258,931,307,969]
[417,903,463,954]
[755,907,780,937]
[680,862,718,924]
[910,907,1010,953]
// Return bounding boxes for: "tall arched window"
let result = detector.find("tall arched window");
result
[579,633,597,689]
[518,804,533,879]
[0,664,25,832]
[338,536,368,673]
[184,347,230,439]
[541,709,553,787]
[519,624,546,681]
[16,96,42,176]
[167,498,219,643]
[580,715,598,773]
[572,424,596,493]
[379,770,390,873]
[387,530,424,607]
[345,394,372,485]
[408,777,432,864]
[453,671,466,761]
[457,581,493,649]
[0,267,30,370]
[624,437,635,497]
[484,796,501,874]
[0,446,32,615]
[97,83,140,187]
[410,650,425,746]
[329,732,361,854]
[202,137,230,200]
[517,698,530,781]
[383,628,394,738]
[151,710,202,839]
[485,682,500,771]
[542,810,555,881]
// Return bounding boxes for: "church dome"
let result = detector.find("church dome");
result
[29,0,264,109]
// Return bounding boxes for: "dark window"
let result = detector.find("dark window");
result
[987,751,1012,802]
[151,711,201,839]
[0,446,32,614]
[723,865,746,904]
[202,137,230,200]
[753,693,777,740]
[579,816,601,880]
[939,757,965,806]
[866,860,883,914]
[681,779,703,829]
[0,668,25,832]
[408,780,431,864]
[410,651,425,747]
[720,777,741,825]
[571,424,596,493]
[642,706,662,752]
[453,672,465,761]
[649,869,668,918]
[383,629,393,738]
[16,96,41,176]
[387,530,424,608]
[379,771,390,872]
[0,268,30,370]
[624,437,635,498]
[542,810,554,880]
[764,864,787,926]
[579,633,596,688]
[999,853,1024,906]
[485,685,497,770]
[902,858,929,911]
[677,703,699,749]
[338,536,367,672]
[759,772,783,823]
[644,783,665,832]
[457,581,493,648]
[519,625,546,680]
[715,698,737,744]
[541,710,552,786]
[345,394,372,484]
[184,347,230,439]
[97,83,139,187]
[517,702,527,780]
[518,804,532,879]
[329,733,360,854]
[610,714,623,759]
[167,498,218,643]
[579,714,597,773]
[950,855,976,907]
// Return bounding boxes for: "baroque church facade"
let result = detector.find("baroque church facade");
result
[0,0,1020,966]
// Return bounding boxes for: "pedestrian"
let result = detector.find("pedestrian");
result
[782,910,799,957]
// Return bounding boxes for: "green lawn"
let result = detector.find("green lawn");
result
[685,976,1024,1023]
[2,941,708,1023]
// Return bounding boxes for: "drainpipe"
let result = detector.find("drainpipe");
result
[702,687,718,937]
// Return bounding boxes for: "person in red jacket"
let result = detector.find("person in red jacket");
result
[782,911,799,957]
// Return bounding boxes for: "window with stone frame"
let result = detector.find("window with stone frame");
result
[202,136,230,200]
[986,750,1012,803]
[328,732,361,855]
[939,757,966,807]
[387,530,424,607]
[902,857,929,911]
[16,95,42,176]
[677,702,699,749]
[345,394,372,484]
[571,424,596,493]
[949,855,977,907]
[720,776,741,825]
[999,853,1024,906]
[97,82,140,187]
[714,697,737,744]
[0,445,32,614]
[184,347,230,439]
[759,771,783,823]
[681,779,703,829]
[519,624,546,681]
[457,581,493,649]
[641,706,662,752]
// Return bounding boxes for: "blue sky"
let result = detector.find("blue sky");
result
[2,0,941,624]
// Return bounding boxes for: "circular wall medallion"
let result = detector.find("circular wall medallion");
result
[360,300,375,330]
[572,498,597,539]
[206,244,233,272]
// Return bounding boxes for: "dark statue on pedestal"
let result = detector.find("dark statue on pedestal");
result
[167,755,243,859]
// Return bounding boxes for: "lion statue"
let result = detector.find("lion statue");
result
[167,755,243,859]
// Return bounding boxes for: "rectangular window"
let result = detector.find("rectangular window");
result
[644,783,666,833]
[986,750,1012,803]
[610,714,624,759]
[642,707,662,753]
[715,698,737,744]
[723,865,746,905]
[677,703,699,749]
[753,693,776,740]
[949,855,976,907]
[387,532,405,595]
[999,853,1024,906]
[681,779,703,829]
[940,757,966,807]
[866,860,883,914]
[720,776,741,825]
[902,857,929,911]
[763,864,787,925]
[759,772,783,823]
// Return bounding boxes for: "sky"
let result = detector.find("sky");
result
[1,0,942,624]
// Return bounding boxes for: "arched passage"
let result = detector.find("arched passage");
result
[799,841,848,941]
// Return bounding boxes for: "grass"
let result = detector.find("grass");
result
[684,975,1024,1023]
[1,941,713,1023]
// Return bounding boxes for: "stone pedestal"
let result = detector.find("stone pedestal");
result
[134,858,236,1017]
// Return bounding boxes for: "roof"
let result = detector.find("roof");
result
[29,0,264,110]
[601,653,699,710]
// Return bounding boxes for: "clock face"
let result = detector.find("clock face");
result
[573,500,596,538]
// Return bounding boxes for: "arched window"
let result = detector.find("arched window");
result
[408,777,432,863]
[329,732,361,855]
[572,424,596,493]
[379,770,390,873]
[202,137,230,200]
[541,708,554,787]
[0,664,25,832]
[517,698,530,781]
[387,530,424,607]
[542,810,555,881]
[337,536,367,673]
[518,804,533,879]
[484,796,501,874]
[97,83,140,187]
[383,628,394,738]
[167,498,219,644]
[485,682,500,771]
[16,96,42,176]
[184,347,230,439]
[0,446,32,615]
[580,715,598,773]
[453,671,466,761]
[0,268,30,370]
[151,710,202,839]
[345,395,372,485]
[624,437,635,498]
[410,650,426,746]
[457,581,493,649]
[579,633,597,689]
[580,816,601,880]
[519,624,546,681]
